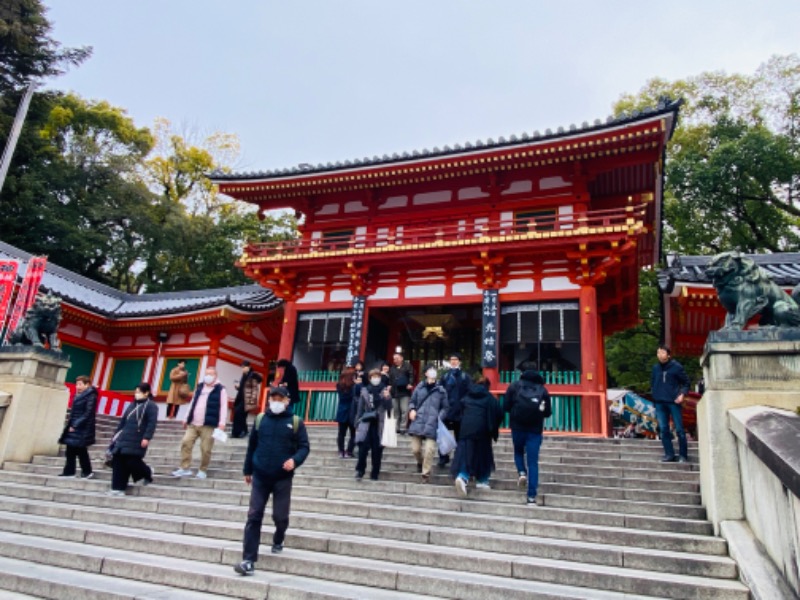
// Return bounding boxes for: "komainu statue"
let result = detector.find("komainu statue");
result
[9,293,62,348]
[705,251,800,330]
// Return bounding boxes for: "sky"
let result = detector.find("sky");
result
[45,1,799,174]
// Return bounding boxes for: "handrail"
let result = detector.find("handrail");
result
[244,203,647,260]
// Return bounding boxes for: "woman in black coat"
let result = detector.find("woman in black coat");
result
[108,382,158,496]
[451,376,503,496]
[276,359,301,408]
[335,367,357,458]
[59,375,97,479]
[354,369,393,481]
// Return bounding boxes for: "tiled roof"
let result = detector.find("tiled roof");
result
[0,240,280,318]
[658,253,800,293]
[211,98,682,182]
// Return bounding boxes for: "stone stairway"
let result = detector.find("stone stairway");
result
[0,415,750,599]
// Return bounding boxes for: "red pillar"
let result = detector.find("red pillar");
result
[579,285,604,435]
[277,300,298,362]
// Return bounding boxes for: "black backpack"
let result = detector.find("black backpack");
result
[511,381,545,423]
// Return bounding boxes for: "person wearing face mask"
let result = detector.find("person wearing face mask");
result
[234,386,310,576]
[107,382,158,496]
[353,369,393,481]
[172,365,228,479]
[408,364,449,483]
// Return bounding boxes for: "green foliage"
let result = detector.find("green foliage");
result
[0,0,90,96]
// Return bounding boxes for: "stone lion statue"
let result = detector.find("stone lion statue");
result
[705,251,800,330]
[9,293,62,348]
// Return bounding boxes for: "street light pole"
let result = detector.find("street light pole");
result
[0,82,38,196]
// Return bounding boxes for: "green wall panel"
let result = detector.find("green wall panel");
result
[108,358,146,392]
[61,344,97,383]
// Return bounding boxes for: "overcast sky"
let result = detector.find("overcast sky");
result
[46,1,799,173]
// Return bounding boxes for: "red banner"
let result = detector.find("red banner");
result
[0,260,19,339]
[2,256,46,344]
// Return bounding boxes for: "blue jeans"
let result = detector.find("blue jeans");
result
[655,402,687,459]
[511,429,543,498]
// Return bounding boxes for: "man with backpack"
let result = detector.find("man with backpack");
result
[504,368,552,506]
[234,386,310,576]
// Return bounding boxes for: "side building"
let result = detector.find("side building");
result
[212,100,682,436]
[0,241,282,417]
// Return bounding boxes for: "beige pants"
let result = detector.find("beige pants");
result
[180,425,215,471]
[410,436,438,477]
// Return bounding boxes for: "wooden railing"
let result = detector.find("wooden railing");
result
[244,204,647,261]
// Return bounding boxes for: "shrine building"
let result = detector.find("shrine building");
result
[211,99,682,436]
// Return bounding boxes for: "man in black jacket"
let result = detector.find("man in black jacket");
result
[504,369,552,506]
[650,345,690,463]
[234,386,310,576]
[388,351,414,435]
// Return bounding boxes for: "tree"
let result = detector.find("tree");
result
[138,119,297,292]
[0,0,90,97]
[614,54,800,255]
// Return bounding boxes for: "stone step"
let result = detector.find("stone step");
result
[0,533,437,600]
[32,455,701,493]
[0,502,737,581]
[1,462,707,522]
[0,469,712,536]
[0,518,748,599]
[0,555,230,599]
[0,477,723,555]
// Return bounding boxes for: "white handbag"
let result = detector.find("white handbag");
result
[381,416,398,448]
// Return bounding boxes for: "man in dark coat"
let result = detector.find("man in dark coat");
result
[232,360,263,439]
[388,352,414,434]
[407,365,448,483]
[650,345,691,463]
[234,386,310,576]
[438,352,470,466]
[504,369,552,505]
[59,375,97,479]
[276,358,301,408]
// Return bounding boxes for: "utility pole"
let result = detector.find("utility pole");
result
[0,82,38,196]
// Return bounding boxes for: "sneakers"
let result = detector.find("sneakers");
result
[421,474,430,484]
[234,560,254,576]
[195,470,208,480]
[271,544,283,554]
[58,473,76,478]
[344,452,355,459]
[455,477,468,497]
[527,496,538,506]
[338,451,346,459]
[677,456,689,463]
[475,482,491,490]
[355,472,364,481]
[80,472,95,480]
[141,477,153,486]
[172,468,193,477]
[660,456,676,463]
[517,472,527,488]
[105,490,125,497]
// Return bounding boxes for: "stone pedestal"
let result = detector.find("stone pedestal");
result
[699,330,800,534]
[0,347,71,466]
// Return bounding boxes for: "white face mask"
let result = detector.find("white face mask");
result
[134,392,146,400]
[426,369,437,380]
[269,401,287,414]
[203,374,215,385]
[370,377,381,386]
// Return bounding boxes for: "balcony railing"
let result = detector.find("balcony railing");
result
[243,204,647,262]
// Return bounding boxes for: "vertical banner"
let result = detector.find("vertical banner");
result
[345,296,367,367]
[0,260,20,340]
[481,289,499,368]
[2,256,46,344]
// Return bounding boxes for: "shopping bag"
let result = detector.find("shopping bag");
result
[381,416,398,448]
[436,418,457,455]
[212,428,228,443]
